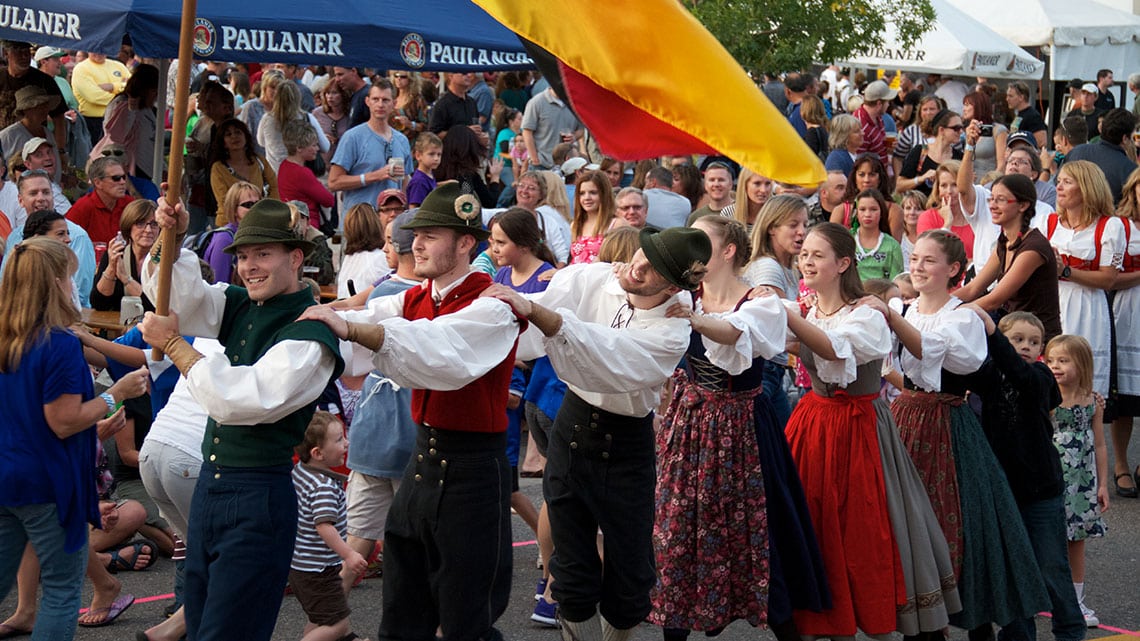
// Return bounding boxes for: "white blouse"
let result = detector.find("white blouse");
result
[695,294,787,376]
[801,303,892,387]
[899,297,987,392]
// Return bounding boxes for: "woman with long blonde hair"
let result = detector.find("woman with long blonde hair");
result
[256,80,329,172]
[733,168,775,230]
[1036,159,1124,397]
[0,238,147,641]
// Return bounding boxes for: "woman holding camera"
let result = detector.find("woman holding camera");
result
[897,110,965,197]
[963,92,1008,177]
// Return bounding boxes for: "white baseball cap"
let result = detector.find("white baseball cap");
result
[33,46,65,63]
[22,136,52,160]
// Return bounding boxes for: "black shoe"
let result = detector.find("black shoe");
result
[1115,472,1138,498]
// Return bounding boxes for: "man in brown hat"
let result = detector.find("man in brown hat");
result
[300,181,525,641]
[137,198,345,641]
[484,226,712,641]
[0,86,61,177]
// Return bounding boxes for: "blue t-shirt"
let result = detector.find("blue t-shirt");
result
[0,329,99,552]
[331,123,413,210]
[5,223,96,308]
[346,277,419,478]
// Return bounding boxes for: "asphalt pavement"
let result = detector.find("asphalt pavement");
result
[4,434,1139,641]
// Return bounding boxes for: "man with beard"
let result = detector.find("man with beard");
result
[484,226,712,641]
[300,182,526,641]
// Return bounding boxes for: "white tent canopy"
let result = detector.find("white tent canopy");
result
[838,0,1044,79]
[946,0,1140,80]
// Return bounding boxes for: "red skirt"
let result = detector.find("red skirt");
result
[891,389,963,580]
[785,390,905,636]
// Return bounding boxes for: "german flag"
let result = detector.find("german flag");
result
[473,0,826,186]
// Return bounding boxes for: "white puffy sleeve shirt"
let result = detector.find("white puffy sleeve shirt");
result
[899,297,987,392]
[141,248,336,425]
[337,272,522,390]
[696,295,787,376]
[519,263,691,417]
[804,304,893,387]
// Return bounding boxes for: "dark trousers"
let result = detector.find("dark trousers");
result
[545,393,657,629]
[998,495,1085,641]
[183,463,296,641]
[379,427,511,641]
[84,115,104,147]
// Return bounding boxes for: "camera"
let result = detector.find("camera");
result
[979,124,994,137]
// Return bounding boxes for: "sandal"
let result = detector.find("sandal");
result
[105,539,158,573]
[1114,472,1138,498]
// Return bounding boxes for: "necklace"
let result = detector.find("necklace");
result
[815,300,849,317]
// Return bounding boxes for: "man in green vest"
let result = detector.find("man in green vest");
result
[138,198,344,641]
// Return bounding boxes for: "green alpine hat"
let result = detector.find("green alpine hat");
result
[638,226,712,291]
[400,181,490,241]
[224,199,315,255]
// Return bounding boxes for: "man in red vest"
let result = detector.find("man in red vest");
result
[300,181,525,641]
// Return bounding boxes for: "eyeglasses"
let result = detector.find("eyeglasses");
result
[134,220,160,229]
[238,200,258,209]
[393,74,409,79]
[13,164,26,172]
[944,124,964,132]
[516,183,539,192]
[103,174,128,182]
[101,149,125,158]
[379,205,406,214]
[986,195,1016,205]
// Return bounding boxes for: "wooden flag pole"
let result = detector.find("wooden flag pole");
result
[152,0,197,360]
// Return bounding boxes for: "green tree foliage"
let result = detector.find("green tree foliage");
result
[685,0,936,75]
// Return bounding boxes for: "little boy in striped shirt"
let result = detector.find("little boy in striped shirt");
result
[291,411,368,641]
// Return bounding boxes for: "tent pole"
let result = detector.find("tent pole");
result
[152,0,196,360]
[152,58,169,191]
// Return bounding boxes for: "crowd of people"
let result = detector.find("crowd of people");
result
[2,35,1140,641]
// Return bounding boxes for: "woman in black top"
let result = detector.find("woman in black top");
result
[436,124,504,208]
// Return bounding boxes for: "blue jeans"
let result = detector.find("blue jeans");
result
[183,463,296,641]
[998,495,1084,641]
[0,503,88,641]
[762,359,792,427]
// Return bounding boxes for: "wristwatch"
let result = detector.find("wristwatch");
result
[1061,265,1072,279]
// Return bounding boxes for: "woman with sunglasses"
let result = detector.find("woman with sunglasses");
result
[90,200,158,313]
[202,181,261,284]
[897,109,964,197]
[389,71,428,137]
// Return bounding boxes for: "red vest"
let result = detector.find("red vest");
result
[401,272,521,433]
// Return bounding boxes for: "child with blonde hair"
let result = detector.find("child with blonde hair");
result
[1044,335,1109,627]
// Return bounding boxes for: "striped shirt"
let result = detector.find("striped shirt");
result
[290,463,348,572]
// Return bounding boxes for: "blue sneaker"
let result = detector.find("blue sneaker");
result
[535,577,547,601]
[531,596,559,627]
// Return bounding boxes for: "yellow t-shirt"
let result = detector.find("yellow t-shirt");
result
[72,59,131,117]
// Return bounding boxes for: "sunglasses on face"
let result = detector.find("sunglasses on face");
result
[103,174,128,182]
[394,74,409,79]
[238,200,258,209]
[101,149,125,157]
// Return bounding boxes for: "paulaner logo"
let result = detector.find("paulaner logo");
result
[0,5,81,40]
